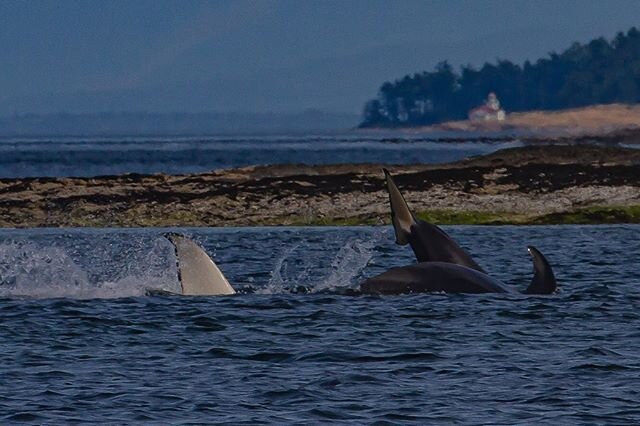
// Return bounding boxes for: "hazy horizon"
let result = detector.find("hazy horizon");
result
[3,0,640,115]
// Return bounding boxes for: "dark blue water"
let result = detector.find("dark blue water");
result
[0,135,521,178]
[1,225,639,423]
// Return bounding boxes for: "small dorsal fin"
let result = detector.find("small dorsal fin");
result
[524,246,557,295]
[164,233,236,296]
[383,168,416,245]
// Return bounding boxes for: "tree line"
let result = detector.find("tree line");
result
[360,27,640,127]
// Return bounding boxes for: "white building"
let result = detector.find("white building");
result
[468,92,506,121]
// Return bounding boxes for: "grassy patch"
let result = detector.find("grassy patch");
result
[414,210,528,225]
[8,205,640,227]
[289,206,640,226]
[290,211,528,226]
[535,205,640,224]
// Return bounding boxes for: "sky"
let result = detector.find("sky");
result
[2,0,640,115]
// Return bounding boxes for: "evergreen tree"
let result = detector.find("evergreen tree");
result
[360,27,640,127]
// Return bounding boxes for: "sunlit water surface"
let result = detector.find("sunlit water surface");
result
[1,225,639,423]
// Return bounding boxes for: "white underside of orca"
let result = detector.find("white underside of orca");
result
[165,233,236,296]
[384,168,415,245]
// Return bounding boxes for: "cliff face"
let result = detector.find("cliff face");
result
[1,145,640,227]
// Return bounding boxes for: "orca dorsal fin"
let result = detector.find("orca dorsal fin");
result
[524,246,557,295]
[384,168,416,245]
[164,233,236,296]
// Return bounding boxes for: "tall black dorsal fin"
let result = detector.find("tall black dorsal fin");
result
[524,246,557,295]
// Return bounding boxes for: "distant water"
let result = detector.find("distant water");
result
[0,135,522,178]
[1,225,640,423]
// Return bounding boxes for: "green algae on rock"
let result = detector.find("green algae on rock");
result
[0,145,639,228]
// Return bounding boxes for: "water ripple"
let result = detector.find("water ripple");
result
[0,225,640,423]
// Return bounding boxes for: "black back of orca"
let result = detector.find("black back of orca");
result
[408,220,486,273]
[383,168,485,273]
[360,245,557,296]
[360,262,514,295]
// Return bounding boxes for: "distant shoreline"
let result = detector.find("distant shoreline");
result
[0,110,360,137]
[1,144,640,228]
[360,104,640,143]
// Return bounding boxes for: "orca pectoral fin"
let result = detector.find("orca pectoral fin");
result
[384,168,416,246]
[164,233,236,296]
[523,246,557,295]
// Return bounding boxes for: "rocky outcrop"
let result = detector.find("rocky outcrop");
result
[1,145,640,227]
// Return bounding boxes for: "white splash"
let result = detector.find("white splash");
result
[313,238,376,292]
[258,244,300,294]
[0,241,91,298]
[314,228,391,292]
[258,228,389,294]
[0,238,179,299]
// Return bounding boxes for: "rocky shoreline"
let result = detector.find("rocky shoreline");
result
[1,145,640,228]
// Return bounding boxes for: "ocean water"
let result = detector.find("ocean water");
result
[0,135,521,178]
[1,225,639,423]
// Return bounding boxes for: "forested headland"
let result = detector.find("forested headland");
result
[360,27,640,127]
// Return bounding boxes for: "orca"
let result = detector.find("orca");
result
[156,233,556,297]
[162,233,236,296]
[367,169,558,295]
[152,167,558,297]
[383,168,485,272]
[360,246,557,295]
